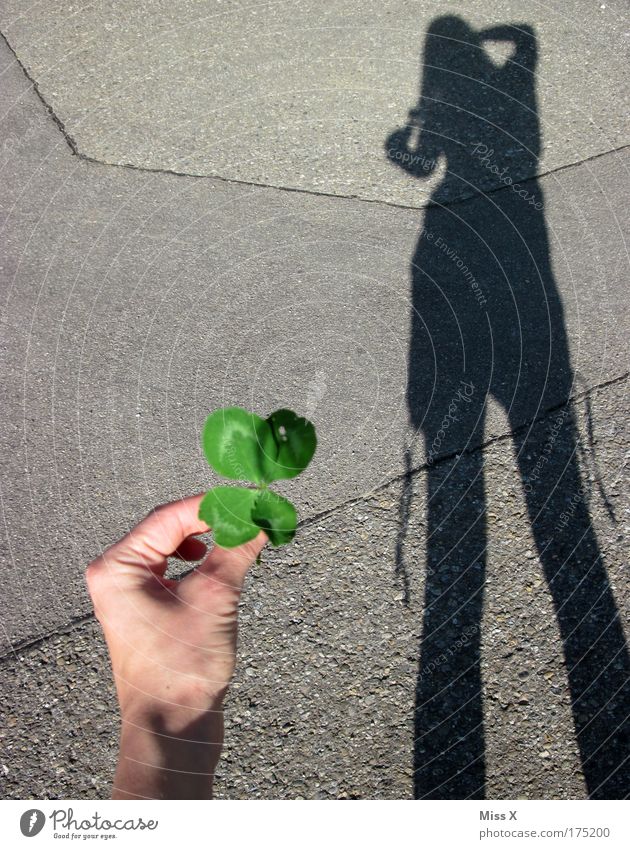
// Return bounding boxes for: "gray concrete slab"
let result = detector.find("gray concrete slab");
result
[0,1,628,205]
[1,380,628,799]
[1,35,629,652]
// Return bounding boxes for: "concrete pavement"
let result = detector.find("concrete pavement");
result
[1,1,629,799]
[1,1,628,205]
[1,380,628,799]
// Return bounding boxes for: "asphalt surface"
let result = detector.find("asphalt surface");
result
[0,1,628,205]
[0,1,629,800]
[1,382,628,799]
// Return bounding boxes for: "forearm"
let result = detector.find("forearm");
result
[113,704,224,800]
[85,497,266,800]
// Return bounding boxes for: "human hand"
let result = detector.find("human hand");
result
[385,125,413,165]
[85,494,266,799]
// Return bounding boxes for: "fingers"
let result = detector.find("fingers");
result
[180,531,268,598]
[86,495,267,607]
[173,535,208,562]
[90,494,210,579]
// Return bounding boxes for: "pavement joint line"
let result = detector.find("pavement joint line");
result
[0,29,79,157]
[1,372,625,665]
[0,612,95,665]
[2,29,630,214]
[297,370,630,529]
[2,28,628,666]
[64,143,630,214]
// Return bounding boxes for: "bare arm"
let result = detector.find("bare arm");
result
[85,494,266,799]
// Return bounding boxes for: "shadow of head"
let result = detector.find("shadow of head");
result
[386,15,539,197]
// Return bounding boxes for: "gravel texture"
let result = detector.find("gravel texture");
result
[1,381,627,799]
[0,1,628,205]
[1,34,628,651]
[1,2,628,801]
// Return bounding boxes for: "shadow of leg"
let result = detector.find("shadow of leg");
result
[513,409,630,798]
[414,435,486,799]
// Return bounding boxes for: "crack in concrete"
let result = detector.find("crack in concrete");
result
[1,30,80,157]
[2,29,629,213]
[0,612,96,663]
[2,28,628,663]
[64,143,630,214]
[298,370,630,529]
[1,370,626,664]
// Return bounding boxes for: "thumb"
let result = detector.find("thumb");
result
[180,531,268,598]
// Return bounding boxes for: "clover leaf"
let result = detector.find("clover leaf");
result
[202,407,275,485]
[200,407,316,549]
[198,486,260,548]
[251,489,298,547]
[264,409,317,482]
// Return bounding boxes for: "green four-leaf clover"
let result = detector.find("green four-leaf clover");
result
[199,407,316,548]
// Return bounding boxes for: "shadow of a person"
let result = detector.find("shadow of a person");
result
[386,16,629,799]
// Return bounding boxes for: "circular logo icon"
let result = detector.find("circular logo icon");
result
[20,809,45,837]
